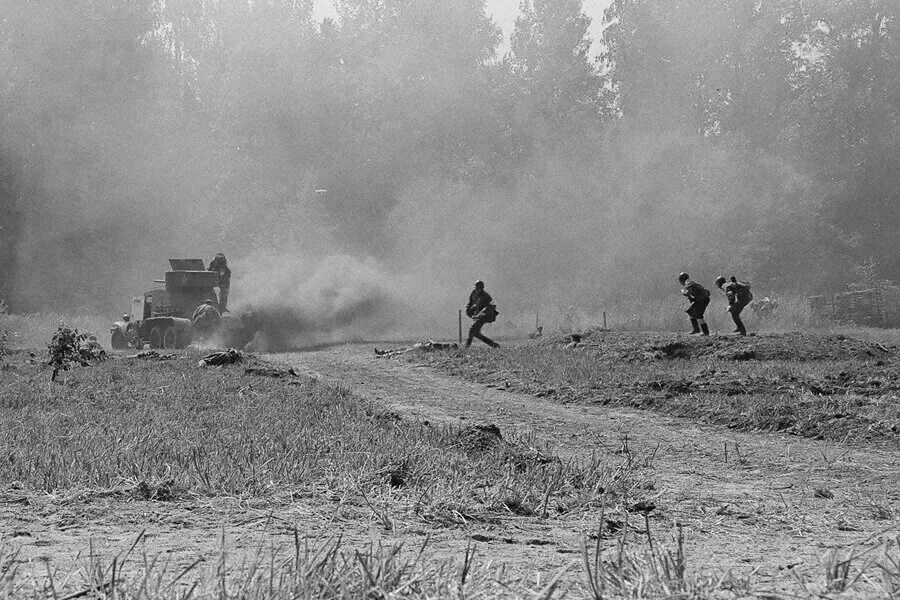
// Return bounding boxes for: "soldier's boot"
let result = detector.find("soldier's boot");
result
[689,318,701,334]
[700,322,710,336]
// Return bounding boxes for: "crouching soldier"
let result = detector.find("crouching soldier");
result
[716,276,753,335]
[192,299,222,341]
[678,272,710,335]
[80,334,106,358]
[465,280,500,348]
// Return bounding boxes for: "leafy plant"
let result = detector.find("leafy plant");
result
[46,323,105,381]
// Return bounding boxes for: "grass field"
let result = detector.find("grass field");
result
[3,315,900,597]
[0,345,686,598]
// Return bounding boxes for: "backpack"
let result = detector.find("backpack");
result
[481,303,499,323]
[734,281,753,304]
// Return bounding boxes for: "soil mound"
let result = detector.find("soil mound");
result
[532,329,897,362]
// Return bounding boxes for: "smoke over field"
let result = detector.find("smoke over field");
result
[234,254,406,350]
[1,1,898,345]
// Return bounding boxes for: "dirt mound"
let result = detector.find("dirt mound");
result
[639,364,900,399]
[533,329,896,362]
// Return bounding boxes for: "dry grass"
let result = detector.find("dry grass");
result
[0,348,650,525]
[2,325,898,597]
[0,344,667,599]
[0,531,563,599]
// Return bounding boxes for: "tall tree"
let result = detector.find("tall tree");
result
[506,0,603,127]
[782,0,900,278]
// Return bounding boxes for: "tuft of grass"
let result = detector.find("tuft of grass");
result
[0,531,563,599]
[582,517,752,600]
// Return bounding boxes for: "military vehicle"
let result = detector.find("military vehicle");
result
[110,259,253,350]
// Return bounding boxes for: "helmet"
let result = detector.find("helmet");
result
[678,272,689,284]
[122,314,131,321]
[215,252,226,259]
[715,275,727,287]
[474,280,484,288]
[204,299,215,305]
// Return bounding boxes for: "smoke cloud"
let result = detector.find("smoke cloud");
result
[0,0,866,346]
[234,253,407,350]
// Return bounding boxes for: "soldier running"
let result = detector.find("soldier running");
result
[465,280,500,348]
[715,275,753,336]
[678,272,710,335]
[208,253,231,313]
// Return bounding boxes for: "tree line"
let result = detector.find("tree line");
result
[0,0,897,313]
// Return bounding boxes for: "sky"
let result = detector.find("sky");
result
[312,0,610,58]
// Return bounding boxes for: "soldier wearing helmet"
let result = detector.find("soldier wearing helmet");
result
[208,253,231,313]
[716,275,752,336]
[678,272,710,335]
[465,280,500,348]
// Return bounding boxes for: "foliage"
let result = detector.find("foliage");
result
[1,0,899,314]
[45,323,105,381]
[506,0,603,126]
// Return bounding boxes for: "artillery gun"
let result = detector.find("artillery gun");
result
[110,259,252,350]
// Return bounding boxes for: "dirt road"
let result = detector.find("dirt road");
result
[283,343,900,593]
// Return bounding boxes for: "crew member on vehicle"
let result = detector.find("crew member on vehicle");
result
[679,272,710,335]
[716,275,753,336]
[192,299,222,339]
[465,280,500,348]
[208,253,231,313]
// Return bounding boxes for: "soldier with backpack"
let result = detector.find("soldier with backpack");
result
[715,275,753,336]
[679,272,711,335]
[465,280,500,348]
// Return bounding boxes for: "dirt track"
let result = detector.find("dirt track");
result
[284,343,900,593]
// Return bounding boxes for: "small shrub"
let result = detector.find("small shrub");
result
[46,323,105,381]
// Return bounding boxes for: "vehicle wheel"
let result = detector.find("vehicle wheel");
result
[148,326,163,349]
[111,331,127,350]
[162,326,177,350]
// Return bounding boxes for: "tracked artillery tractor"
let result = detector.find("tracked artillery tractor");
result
[110,259,250,350]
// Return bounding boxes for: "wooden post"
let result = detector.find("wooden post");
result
[458,309,463,345]
[603,311,607,329]
[535,311,539,330]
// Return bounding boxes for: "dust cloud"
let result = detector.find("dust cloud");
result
[233,253,407,351]
[0,1,860,346]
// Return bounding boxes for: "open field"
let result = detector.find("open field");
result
[0,345,651,598]
[1,329,900,598]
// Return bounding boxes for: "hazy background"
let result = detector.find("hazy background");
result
[1,0,898,346]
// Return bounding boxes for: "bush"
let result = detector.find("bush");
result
[46,323,105,381]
